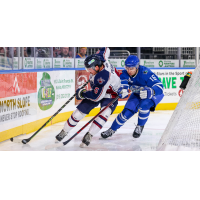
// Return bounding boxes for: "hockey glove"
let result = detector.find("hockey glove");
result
[76,88,87,100]
[140,87,155,99]
[129,85,141,94]
[117,87,129,99]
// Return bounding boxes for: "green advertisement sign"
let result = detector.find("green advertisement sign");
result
[38,72,55,111]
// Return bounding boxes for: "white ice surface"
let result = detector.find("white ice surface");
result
[0,111,173,151]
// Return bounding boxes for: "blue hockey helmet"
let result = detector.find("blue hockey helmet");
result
[125,55,140,69]
[84,54,103,72]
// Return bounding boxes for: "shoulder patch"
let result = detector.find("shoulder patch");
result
[143,70,148,74]
[97,77,105,84]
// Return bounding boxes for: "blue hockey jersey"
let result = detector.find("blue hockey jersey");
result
[120,65,164,106]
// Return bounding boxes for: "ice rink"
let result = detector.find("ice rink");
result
[0,110,173,151]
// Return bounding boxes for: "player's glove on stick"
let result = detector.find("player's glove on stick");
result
[117,86,129,99]
[76,88,87,100]
[140,87,155,99]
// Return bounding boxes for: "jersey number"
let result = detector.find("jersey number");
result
[150,75,157,81]
[94,87,99,94]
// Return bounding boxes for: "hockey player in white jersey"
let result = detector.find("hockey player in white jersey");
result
[55,47,122,147]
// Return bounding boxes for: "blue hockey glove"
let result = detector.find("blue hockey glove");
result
[140,87,155,99]
[118,87,129,99]
[76,88,87,100]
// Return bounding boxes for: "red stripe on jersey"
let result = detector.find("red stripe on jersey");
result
[99,115,107,122]
[115,68,122,77]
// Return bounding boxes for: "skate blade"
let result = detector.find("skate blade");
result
[55,139,60,143]
[79,143,86,148]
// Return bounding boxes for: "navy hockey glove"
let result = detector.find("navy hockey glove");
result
[76,88,87,100]
[140,87,155,99]
[117,86,129,99]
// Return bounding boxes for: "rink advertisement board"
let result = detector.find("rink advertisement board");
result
[24,57,34,69]
[53,58,74,68]
[108,59,126,68]
[141,59,179,68]
[75,59,85,68]
[181,60,196,68]
[37,70,75,120]
[0,72,37,133]
[75,59,126,68]
[13,57,22,70]
[151,69,195,103]
[0,57,12,70]
[35,58,52,69]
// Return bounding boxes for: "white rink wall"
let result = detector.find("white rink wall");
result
[0,68,194,142]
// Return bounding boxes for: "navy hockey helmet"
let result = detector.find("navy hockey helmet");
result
[125,55,140,69]
[84,54,103,72]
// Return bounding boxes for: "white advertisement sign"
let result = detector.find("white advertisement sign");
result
[181,60,196,68]
[0,57,12,70]
[37,70,76,120]
[36,58,52,69]
[75,59,85,68]
[141,59,179,68]
[151,69,195,103]
[108,59,126,68]
[24,57,34,69]
[13,57,22,70]
[53,58,74,68]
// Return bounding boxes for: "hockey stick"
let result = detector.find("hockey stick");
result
[10,80,90,144]
[45,87,143,150]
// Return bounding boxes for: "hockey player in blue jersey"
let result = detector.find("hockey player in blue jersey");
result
[55,48,122,147]
[101,55,164,139]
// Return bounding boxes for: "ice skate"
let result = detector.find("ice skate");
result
[101,128,116,139]
[133,125,144,138]
[80,132,93,148]
[55,129,68,142]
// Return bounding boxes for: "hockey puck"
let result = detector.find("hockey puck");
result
[10,138,13,142]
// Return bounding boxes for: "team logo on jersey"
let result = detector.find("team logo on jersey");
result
[128,78,133,83]
[97,77,105,84]
[143,70,148,74]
